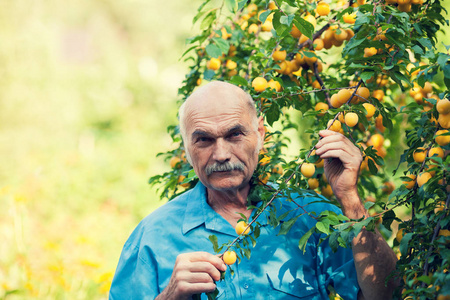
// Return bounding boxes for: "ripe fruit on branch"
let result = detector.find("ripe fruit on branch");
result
[345,112,359,127]
[364,47,377,57]
[272,49,287,61]
[308,178,319,189]
[177,175,190,188]
[435,130,450,146]
[312,38,325,50]
[321,184,333,197]
[337,89,353,105]
[413,147,427,163]
[428,147,444,163]
[223,251,237,265]
[258,172,270,185]
[267,79,281,92]
[343,12,356,24]
[396,228,405,243]
[333,28,348,42]
[327,119,342,132]
[303,14,317,29]
[417,172,432,187]
[438,113,450,129]
[207,58,221,70]
[368,133,384,148]
[363,103,376,118]
[437,99,450,114]
[402,174,416,189]
[301,163,316,178]
[170,156,182,168]
[356,87,370,101]
[316,2,330,16]
[252,77,268,92]
[225,59,237,70]
[315,102,329,116]
[235,221,250,235]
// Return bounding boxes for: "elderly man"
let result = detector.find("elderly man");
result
[109,81,398,299]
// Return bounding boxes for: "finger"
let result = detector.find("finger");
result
[315,134,361,158]
[182,282,217,295]
[176,281,217,297]
[316,130,352,149]
[188,261,223,282]
[318,129,340,138]
[315,140,360,159]
[188,252,227,272]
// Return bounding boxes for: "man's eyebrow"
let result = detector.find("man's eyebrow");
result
[191,124,248,139]
[191,130,211,139]
[226,124,247,135]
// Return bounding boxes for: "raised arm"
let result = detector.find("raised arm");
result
[314,130,398,300]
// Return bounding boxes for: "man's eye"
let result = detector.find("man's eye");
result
[228,131,244,139]
[197,137,211,143]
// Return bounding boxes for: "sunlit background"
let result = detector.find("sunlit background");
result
[1,0,449,299]
[0,0,201,298]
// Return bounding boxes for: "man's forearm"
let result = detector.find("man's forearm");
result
[338,192,399,299]
[352,227,399,300]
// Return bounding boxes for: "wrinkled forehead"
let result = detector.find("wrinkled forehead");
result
[183,82,256,133]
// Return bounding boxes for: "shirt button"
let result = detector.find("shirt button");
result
[243,283,249,289]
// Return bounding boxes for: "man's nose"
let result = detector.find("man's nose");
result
[212,139,231,162]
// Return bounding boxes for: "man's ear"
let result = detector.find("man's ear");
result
[257,116,265,145]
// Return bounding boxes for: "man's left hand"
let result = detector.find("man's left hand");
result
[314,129,365,218]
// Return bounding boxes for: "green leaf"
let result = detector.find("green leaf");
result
[180,45,199,59]
[343,35,366,55]
[399,233,413,257]
[280,14,295,26]
[361,72,374,83]
[205,44,222,58]
[272,11,290,37]
[293,16,314,40]
[437,54,450,70]
[237,0,247,11]
[328,231,339,252]
[212,37,230,54]
[229,75,248,87]
[225,0,237,13]
[253,224,261,238]
[298,227,315,254]
[266,102,281,126]
[278,215,300,235]
[259,10,273,23]
[209,235,219,253]
[200,10,217,30]
[206,288,220,300]
[316,221,330,235]
[367,158,378,175]
[364,201,376,210]
[443,64,450,79]
[243,248,251,259]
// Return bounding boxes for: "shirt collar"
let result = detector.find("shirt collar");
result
[182,182,236,236]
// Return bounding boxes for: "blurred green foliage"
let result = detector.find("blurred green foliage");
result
[0,0,203,298]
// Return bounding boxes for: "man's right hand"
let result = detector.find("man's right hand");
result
[156,251,227,300]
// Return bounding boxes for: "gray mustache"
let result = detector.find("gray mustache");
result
[205,162,245,176]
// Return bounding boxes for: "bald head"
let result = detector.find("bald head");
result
[179,81,258,144]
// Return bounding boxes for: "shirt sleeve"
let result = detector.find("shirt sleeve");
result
[316,233,360,300]
[109,240,159,300]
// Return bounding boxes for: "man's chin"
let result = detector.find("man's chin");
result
[206,173,247,190]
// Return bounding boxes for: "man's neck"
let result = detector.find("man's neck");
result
[206,186,253,226]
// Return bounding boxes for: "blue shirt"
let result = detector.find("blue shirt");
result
[109,183,359,299]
